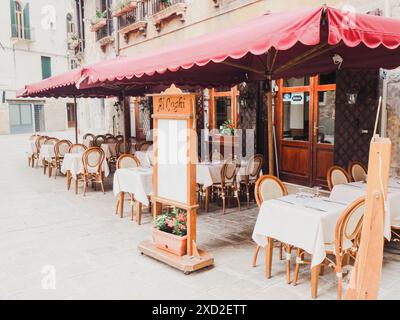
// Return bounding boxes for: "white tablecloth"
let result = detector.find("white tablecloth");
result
[196,161,256,188]
[38,145,55,163]
[252,194,346,267]
[329,179,400,239]
[113,167,153,206]
[60,153,110,178]
[135,151,153,167]
[26,140,36,154]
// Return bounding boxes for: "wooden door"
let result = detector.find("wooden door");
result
[276,74,336,188]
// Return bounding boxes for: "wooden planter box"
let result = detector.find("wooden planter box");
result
[90,19,107,32]
[152,228,187,256]
[112,1,137,17]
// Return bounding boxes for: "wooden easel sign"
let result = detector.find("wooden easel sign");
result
[138,85,214,274]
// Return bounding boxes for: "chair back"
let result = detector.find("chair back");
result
[55,140,72,159]
[335,197,365,256]
[254,175,288,207]
[327,166,351,191]
[117,141,131,155]
[68,144,87,154]
[105,133,114,139]
[348,161,367,182]
[44,137,59,145]
[246,154,264,180]
[106,136,117,144]
[82,147,105,174]
[35,136,48,153]
[221,159,238,186]
[116,135,124,142]
[211,150,223,162]
[137,141,152,151]
[83,133,95,147]
[30,134,40,141]
[94,135,106,147]
[116,154,141,169]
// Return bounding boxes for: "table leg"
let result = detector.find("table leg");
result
[205,187,210,213]
[311,264,320,299]
[67,171,71,190]
[136,201,142,225]
[119,192,125,218]
[265,237,274,279]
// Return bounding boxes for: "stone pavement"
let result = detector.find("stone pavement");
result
[1,131,400,300]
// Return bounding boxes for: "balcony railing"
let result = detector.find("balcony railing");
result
[150,0,185,14]
[10,24,34,42]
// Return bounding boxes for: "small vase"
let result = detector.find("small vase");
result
[152,228,188,256]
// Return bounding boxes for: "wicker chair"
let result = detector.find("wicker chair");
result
[292,198,365,300]
[213,159,240,214]
[68,144,87,154]
[115,154,143,223]
[83,133,95,147]
[74,147,105,196]
[252,175,293,283]
[348,161,367,182]
[136,141,152,151]
[34,136,48,168]
[116,141,131,155]
[327,166,351,191]
[49,140,72,179]
[115,135,124,142]
[43,138,59,176]
[28,134,40,167]
[239,154,264,208]
[94,135,106,147]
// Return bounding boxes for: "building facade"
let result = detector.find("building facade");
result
[71,0,400,187]
[0,0,80,135]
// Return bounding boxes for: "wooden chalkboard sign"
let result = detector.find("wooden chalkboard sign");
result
[138,85,213,273]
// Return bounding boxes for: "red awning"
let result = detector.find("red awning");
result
[19,6,400,98]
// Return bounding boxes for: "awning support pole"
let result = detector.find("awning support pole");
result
[74,96,78,144]
[266,76,274,175]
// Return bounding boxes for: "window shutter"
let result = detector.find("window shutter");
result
[41,56,52,79]
[10,0,17,37]
[23,3,31,39]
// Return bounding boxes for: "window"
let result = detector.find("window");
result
[283,77,310,87]
[70,59,78,70]
[41,56,52,79]
[282,92,310,141]
[209,87,239,129]
[66,13,75,33]
[10,0,30,40]
[75,0,86,51]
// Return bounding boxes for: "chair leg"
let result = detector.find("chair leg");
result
[48,165,52,178]
[265,237,274,279]
[246,184,250,209]
[252,245,261,267]
[222,191,226,214]
[100,179,105,194]
[83,178,87,196]
[235,190,241,211]
[115,199,120,215]
[136,202,142,225]
[292,248,303,286]
[285,244,293,284]
[129,195,134,222]
[279,242,283,260]
[75,178,78,195]
[43,162,47,175]
[119,192,125,218]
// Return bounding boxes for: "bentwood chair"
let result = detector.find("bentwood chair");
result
[116,135,124,142]
[28,134,40,167]
[50,140,72,178]
[214,159,240,214]
[252,175,293,283]
[136,141,152,151]
[292,198,365,300]
[327,166,351,191]
[348,161,368,182]
[43,138,59,176]
[105,133,114,139]
[94,135,106,147]
[105,137,119,170]
[68,144,87,154]
[116,141,131,156]
[34,136,48,168]
[115,154,143,223]
[239,154,264,208]
[74,147,105,196]
[83,133,95,147]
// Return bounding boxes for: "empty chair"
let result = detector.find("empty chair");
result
[105,133,114,139]
[327,166,351,191]
[28,135,40,167]
[136,141,152,151]
[83,133,95,147]
[94,135,106,147]
[115,154,142,223]
[292,197,365,300]
[214,159,240,214]
[43,138,59,176]
[240,154,264,208]
[68,144,87,154]
[74,147,105,196]
[116,141,131,155]
[115,135,124,142]
[50,140,72,178]
[348,161,367,182]
[252,175,292,283]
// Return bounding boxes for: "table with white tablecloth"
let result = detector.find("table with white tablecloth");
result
[61,153,110,178]
[135,151,153,167]
[38,144,55,163]
[329,179,400,238]
[252,194,346,268]
[113,167,153,206]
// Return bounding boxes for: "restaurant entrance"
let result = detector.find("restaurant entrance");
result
[276,73,336,187]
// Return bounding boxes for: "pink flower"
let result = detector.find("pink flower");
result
[179,224,186,230]
[168,219,175,228]
[177,213,186,222]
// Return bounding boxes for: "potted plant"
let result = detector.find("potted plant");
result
[90,9,107,31]
[153,207,187,256]
[68,33,80,50]
[160,0,172,10]
[219,120,235,136]
[112,0,137,17]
